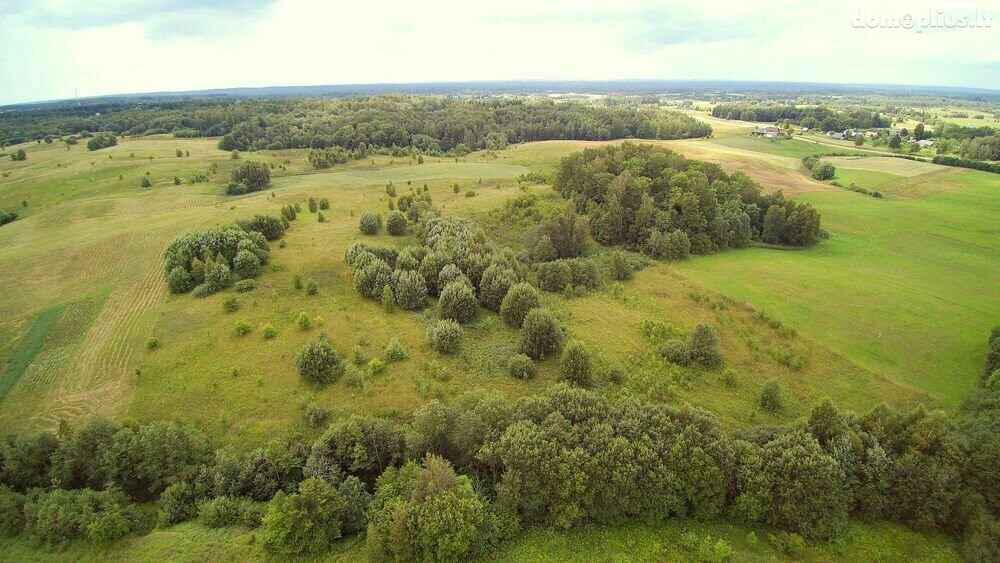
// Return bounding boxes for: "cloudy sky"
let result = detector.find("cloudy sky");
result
[0,0,996,105]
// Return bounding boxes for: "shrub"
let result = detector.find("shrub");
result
[507,354,536,379]
[359,212,381,235]
[688,324,723,368]
[306,279,318,295]
[660,339,690,365]
[610,251,633,280]
[223,296,239,313]
[479,265,516,311]
[368,357,386,375]
[381,284,395,312]
[231,161,271,192]
[23,488,144,546]
[759,379,784,412]
[198,496,262,528]
[646,229,691,261]
[354,260,391,299]
[262,324,277,339]
[297,312,312,330]
[234,320,252,336]
[10,148,27,161]
[86,132,117,151]
[319,198,330,210]
[393,270,428,310]
[260,477,347,555]
[500,282,540,328]
[234,279,256,293]
[141,176,152,188]
[236,214,286,241]
[305,403,331,427]
[427,320,463,354]
[0,485,25,536]
[559,340,594,388]
[520,308,564,360]
[811,162,836,181]
[536,260,572,292]
[437,263,469,289]
[439,281,477,324]
[384,339,408,362]
[296,336,343,385]
[386,211,407,235]
[167,266,195,294]
[157,482,199,526]
[308,197,318,213]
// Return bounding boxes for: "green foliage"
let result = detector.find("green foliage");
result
[645,229,691,261]
[354,259,391,299]
[383,339,408,363]
[367,456,488,562]
[519,308,564,360]
[759,379,784,412]
[359,211,381,235]
[236,214,286,240]
[234,279,256,293]
[86,132,117,151]
[230,161,271,193]
[296,336,343,385]
[0,486,25,536]
[386,210,407,236]
[507,354,536,379]
[811,162,836,180]
[9,148,27,161]
[381,284,395,312]
[262,324,277,339]
[222,296,238,313]
[167,266,195,294]
[439,281,477,324]
[197,496,262,528]
[140,176,152,188]
[660,339,691,365]
[260,477,346,555]
[305,279,318,295]
[296,311,311,330]
[393,269,428,310]
[479,265,516,311]
[23,488,145,546]
[500,282,540,328]
[559,340,594,388]
[610,250,633,280]
[688,324,723,368]
[233,320,251,336]
[146,337,159,351]
[427,320,463,355]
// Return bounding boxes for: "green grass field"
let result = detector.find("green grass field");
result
[0,132,995,559]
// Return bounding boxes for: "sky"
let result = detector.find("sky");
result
[0,0,996,105]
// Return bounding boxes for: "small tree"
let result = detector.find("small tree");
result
[260,477,347,555]
[233,250,261,279]
[167,266,195,294]
[478,265,516,311]
[507,354,536,379]
[439,282,477,324]
[381,284,395,312]
[688,324,722,368]
[519,308,563,360]
[306,279,319,295]
[386,211,407,236]
[141,176,152,188]
[359,212,381,235]
[393,270,427,310]
[383,339,408,362]
[500,282,540,328]
[559,340,594,387]
[610,251,633,280]
[308,197,318,213]
[759,379,784,412]
[297,312,312,330]
[296,336,343,384]
[427,320,462,354]
[231,161,270,192]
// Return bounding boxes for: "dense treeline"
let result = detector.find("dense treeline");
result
[163,214,287,297]
[1,360,997,559]
[932,155,1000,174]
[0,209,17,226]
[553,143,822,255]
[0,96,711,152]
[711,104,889,131]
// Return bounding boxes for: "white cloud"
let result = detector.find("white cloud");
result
[0,0,996,104]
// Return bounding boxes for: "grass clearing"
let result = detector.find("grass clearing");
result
[0,305,65,402]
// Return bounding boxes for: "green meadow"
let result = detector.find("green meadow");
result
[0,130,995,560]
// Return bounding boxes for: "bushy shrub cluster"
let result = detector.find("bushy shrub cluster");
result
[296,336,343,385]
[427,320,463,354]
[164,218,285,297]
[86,132,117,151]
[554,143,821,254]
[359,211,382,235]
[536,257,600,292]
[229,160,270,193]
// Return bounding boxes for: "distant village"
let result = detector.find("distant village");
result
[750,125,935,148]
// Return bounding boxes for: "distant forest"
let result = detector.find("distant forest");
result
[0,96,712,151]
[711,104,891,132]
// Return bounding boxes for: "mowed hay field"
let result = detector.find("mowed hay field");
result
[0,133,995,448]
